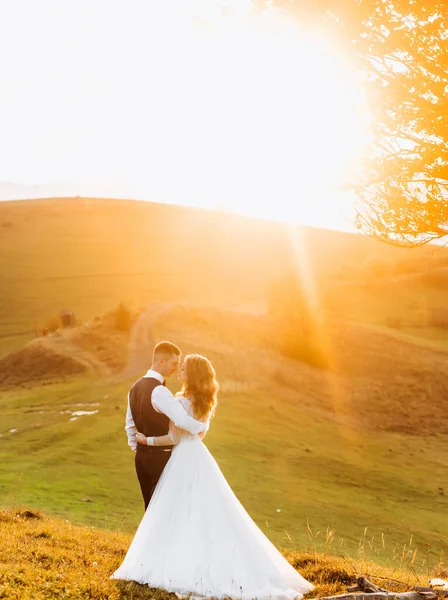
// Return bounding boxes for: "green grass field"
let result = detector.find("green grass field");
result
[1,372,446,572]
[1,198,448,582]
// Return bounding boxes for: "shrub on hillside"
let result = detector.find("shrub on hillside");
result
[114,302,132,331]
[422,269,448,289]
[34,314,63,336]
[266,272,331,369]
[362,256,394,280]
[385,315,404,329]
[430,308,448,329]
[276,328,330,368]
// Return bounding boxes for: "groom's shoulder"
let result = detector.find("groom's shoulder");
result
[129,376,145,393]
[129,376,162,392]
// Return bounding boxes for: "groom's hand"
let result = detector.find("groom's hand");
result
[136,432,147,446]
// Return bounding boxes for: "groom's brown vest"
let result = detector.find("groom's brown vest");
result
[129,377,172,451]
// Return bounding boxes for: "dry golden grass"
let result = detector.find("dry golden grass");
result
[1,508,439,600]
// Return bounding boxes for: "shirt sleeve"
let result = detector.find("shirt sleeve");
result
[152,386,206,434]
[125,393,137,451]
[198,418,211,440]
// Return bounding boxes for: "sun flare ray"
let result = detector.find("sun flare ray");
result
[0,0,370,230]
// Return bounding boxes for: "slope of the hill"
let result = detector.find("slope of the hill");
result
[1,198,448,572]
[3,508,438,600]
[1,303,447,569]
[0,305,136,389]
[2,197,448,358]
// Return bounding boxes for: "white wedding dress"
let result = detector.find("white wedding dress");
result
[112,397,313,600]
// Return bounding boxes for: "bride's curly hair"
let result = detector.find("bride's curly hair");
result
[179,354,219,421]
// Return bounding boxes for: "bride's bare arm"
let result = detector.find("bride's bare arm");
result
[136,432,177,447]
[136,416,209,446]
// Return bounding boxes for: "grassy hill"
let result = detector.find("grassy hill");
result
[1,198,448,579]
[2,196,448,356]
[1,507,441,600]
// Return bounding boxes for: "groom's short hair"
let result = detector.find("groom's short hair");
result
[153,341,181,360]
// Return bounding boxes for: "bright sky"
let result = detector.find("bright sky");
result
[0,0,369,231]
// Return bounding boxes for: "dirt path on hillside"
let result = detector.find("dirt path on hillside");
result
[115,299,267,383]
[119,304,170,380]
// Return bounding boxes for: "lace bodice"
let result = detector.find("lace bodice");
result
[169,396,209,444]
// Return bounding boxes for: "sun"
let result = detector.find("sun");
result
[0,0,369,231]
[128,3,369,228]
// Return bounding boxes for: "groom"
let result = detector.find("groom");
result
[125,340,206,510]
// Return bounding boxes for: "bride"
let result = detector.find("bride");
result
[112,354,313,600]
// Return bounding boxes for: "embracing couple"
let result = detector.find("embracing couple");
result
[112,341,313,600]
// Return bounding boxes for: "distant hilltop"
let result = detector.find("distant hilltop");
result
[0,180,136,202]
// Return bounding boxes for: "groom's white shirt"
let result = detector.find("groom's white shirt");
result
[125,369,206,451]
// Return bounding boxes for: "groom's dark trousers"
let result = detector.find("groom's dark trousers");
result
[129,377,173,510]
[135,446,171,510]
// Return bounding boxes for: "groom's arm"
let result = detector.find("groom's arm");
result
[125,393,137,451]
[152,387,206,434]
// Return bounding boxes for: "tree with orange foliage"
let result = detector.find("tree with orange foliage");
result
[263,0,448,246]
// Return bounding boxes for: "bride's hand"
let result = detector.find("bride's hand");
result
[136,432,147,445]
